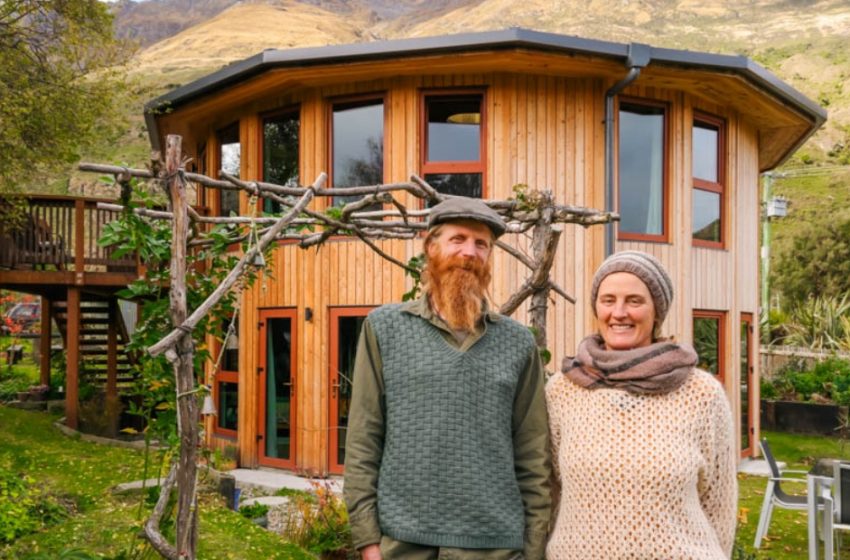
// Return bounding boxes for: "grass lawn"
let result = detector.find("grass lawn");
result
[735,431,850,559]
[0,406,312,559]
[2,404,850,559]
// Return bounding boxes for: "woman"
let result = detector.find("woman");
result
[545,251,737,560]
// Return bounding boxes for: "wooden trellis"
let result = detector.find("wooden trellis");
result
[79,134,616,559]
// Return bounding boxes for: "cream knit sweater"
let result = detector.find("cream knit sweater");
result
[545,369,737,560]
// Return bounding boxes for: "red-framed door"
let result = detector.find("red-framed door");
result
[741,313,755,458]
[328,306,373,475]
[257,308,298,469]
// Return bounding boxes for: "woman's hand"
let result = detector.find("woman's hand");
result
[360,544,382,560]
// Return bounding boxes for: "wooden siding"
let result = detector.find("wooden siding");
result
[167,70,767,472]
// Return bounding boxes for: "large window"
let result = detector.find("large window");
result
[214,315,239,436]
[217,123,241,217]
[329,307,372,474]
[618,100,667,241]
[262,110,300,214]
[331,97,384,207]
[421,92,485,200]
[693,310,726,384]
[692,114,725,247]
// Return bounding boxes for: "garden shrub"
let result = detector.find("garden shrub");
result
[282,481,352,556]
[0,466,68,544]
[763,356,850,405]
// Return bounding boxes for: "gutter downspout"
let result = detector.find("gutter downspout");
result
[604,43,651,257]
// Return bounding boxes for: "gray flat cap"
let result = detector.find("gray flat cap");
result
[428,197,507,238]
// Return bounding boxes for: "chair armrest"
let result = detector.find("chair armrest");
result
[770,476,808,484]
[780,469,810,475]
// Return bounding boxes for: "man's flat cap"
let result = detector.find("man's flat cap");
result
[428,197,507,238]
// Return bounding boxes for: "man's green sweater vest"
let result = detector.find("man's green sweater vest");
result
[368,304,535,550]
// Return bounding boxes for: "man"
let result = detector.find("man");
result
[343,197,551,560]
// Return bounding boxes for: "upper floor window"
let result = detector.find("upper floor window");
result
[331,97,384,207]
[217,123,241,217]
[262,109,300,214]
[692,114,725,247]
[421,92,485,200]
[618,100,668,242]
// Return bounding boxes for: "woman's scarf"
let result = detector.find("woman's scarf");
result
[562,334,697,395]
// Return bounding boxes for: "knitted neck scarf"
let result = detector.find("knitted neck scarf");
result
[562,334,697,395]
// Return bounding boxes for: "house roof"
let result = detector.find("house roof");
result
[145,27,826,168]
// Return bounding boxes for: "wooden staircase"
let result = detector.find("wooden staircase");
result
[53,297,137,392]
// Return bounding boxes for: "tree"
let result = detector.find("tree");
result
[773,217,850,308]
[0,0,130,194]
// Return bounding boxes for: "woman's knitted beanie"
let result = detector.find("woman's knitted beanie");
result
[590,250,673,323]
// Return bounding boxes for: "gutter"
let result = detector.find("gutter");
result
[604,43,651,257]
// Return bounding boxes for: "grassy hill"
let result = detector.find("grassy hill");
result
[64,0,850,272]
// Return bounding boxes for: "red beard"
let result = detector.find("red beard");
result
[423,250,492,332]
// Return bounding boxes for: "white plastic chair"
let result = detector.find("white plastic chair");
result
[831,461,850,558]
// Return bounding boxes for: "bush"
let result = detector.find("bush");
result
[0,466,69,544]
[282,481,352,555]
[763,357,850,405]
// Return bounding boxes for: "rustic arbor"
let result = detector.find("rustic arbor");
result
[80,134,615,559]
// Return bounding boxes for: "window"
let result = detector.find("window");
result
[618,100,667,241]
[692,115,725,247]
[214,315,239,435]
[262,110,300,214]
[693,310,726,384]
[331,98,384,207]
[740,313,754,456]
[217,123,241,217]
[329,307,372,474]
[421,92,485,200]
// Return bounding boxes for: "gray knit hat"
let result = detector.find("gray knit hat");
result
[590,251,673,323]
[428,197,507,238]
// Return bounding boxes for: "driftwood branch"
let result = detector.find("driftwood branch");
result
[143,463,179,559]
[147,173,325,357]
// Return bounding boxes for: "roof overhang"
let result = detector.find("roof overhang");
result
[145,27,826,170]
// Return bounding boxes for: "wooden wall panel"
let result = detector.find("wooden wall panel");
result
[188,68,763,472]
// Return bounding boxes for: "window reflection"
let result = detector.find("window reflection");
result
[619,103,665,236]
[218,123,240,217]
[263,112,300,214]
[693,190,721,242]
[332,100,384,207]
[423,94,484,199]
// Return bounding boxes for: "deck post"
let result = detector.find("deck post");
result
[65,287,81,429]
[39,296,52,387]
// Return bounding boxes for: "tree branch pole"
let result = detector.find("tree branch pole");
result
[147,173,324,358]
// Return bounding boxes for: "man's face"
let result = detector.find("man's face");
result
[424,220,493,332]
[427,221,493,265]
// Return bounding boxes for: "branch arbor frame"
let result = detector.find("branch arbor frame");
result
[79,134,615,559]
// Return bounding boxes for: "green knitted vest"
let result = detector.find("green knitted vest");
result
[368,304,534,549]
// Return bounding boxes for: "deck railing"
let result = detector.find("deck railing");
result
[0,195,137,273]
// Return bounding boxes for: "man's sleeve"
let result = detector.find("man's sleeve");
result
[343,318,385,550]
[512,345,552,560]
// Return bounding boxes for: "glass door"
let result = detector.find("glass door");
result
[741,313,754,458]
[328,307,371,474]
[258,309,297,469]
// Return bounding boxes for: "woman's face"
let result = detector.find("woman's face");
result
[595,272,656,351]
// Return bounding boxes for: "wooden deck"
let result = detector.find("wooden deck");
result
[0,194,141,430]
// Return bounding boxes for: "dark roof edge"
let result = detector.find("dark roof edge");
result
[145,27,827,167]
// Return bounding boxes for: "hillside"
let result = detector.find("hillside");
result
[71,0,850,231]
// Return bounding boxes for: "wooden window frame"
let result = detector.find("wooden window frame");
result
[257,307,298,470]
[327,93,388,211]
[419,89,488,202]
[214,122,241,218]
[328,306,375,474]
[693,309,727,385]
[740,312,755,458]
[616,97,670,244]
[212,314,239,438]
[257,105,301,215]
[692,112,726,249]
